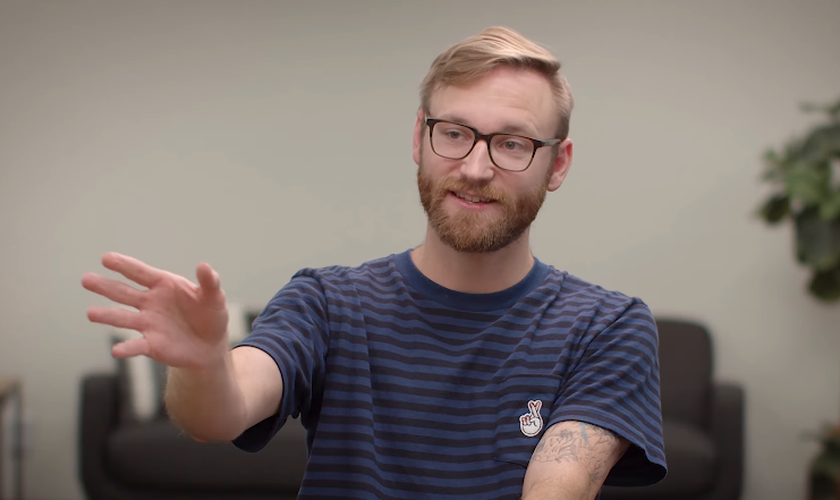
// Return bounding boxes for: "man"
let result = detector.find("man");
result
[82,26,666,500]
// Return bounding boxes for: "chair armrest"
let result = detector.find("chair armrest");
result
[709,381,745,500]
[78,372,122,500]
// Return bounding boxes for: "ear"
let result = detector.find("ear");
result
[412,108,425,166]
[546,138,573,192]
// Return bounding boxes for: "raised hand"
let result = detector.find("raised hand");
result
[82,252,230,369]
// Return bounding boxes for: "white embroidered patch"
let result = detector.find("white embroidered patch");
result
[519,399,543,437]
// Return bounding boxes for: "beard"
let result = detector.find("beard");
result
[417,151,550,253]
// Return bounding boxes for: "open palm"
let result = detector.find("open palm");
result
[82,253,230,369]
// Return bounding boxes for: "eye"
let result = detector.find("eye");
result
[437,124,472,143]
[499,137,529,152]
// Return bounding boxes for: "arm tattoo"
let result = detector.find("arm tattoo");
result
[579,422,590,446]
[530,422,624,485]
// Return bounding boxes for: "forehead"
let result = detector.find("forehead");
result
[428,66,557,137]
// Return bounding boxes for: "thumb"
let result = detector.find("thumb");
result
[196,263,225,308]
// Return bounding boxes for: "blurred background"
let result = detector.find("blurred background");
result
[1,0,839,499]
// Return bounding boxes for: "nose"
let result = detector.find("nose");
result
[459,138,495,183]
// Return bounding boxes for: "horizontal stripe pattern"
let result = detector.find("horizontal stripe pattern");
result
[234,250,666,499]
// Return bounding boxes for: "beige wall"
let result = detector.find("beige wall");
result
[1,0,839,498]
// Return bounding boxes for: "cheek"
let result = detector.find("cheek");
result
[419,148,455,177]
[507,175,541,195]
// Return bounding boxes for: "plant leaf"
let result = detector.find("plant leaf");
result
[819,191,840,220]
[828,98,840,120]
[802,98,840,121]
[808,265,840,303]
[761,148,791,183]
[800,122,840,162]
[759,194,790,224]
[811,449,840,479]
[785,162,830,205]
[795,208,840,270]
[763,149,781,164]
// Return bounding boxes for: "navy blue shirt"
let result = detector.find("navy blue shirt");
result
[234,250,666,499]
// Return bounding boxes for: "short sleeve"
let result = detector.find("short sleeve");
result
[231,273,330,452]
[548,299,667,486]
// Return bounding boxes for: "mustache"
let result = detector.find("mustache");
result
[435,179,507,203]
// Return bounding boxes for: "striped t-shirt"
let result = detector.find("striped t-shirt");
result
[233,249,667,499]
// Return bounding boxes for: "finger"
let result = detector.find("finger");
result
[196,263,226,309]
[196,262,219,291]
[87,306,143,330]
[101,252,165,289]
[81,273,144,308]
[112,337,150,358]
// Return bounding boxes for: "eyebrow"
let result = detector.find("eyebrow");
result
[437,114,540,138]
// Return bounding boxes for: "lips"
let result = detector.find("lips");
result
[452,191,494,203]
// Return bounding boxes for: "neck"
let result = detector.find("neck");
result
[410,225,535,294]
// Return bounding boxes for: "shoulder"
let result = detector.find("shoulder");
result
[540,267,656,340]
[282,253,400,300]
[254,254,399,326]
[292,253,395,283]
[544,268,652,315]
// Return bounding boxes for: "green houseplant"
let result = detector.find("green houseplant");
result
[758,97,840,302]
[807,424,840,500]
[756,96,840,499]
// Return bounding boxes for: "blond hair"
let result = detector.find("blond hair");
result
[419,26,574,140]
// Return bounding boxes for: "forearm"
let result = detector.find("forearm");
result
[522,421,628,500]
[521,481,597,499]
[163,351,249,442]
[521,465,599,500]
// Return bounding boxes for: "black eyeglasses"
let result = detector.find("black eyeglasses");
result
[425,117,560,172]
